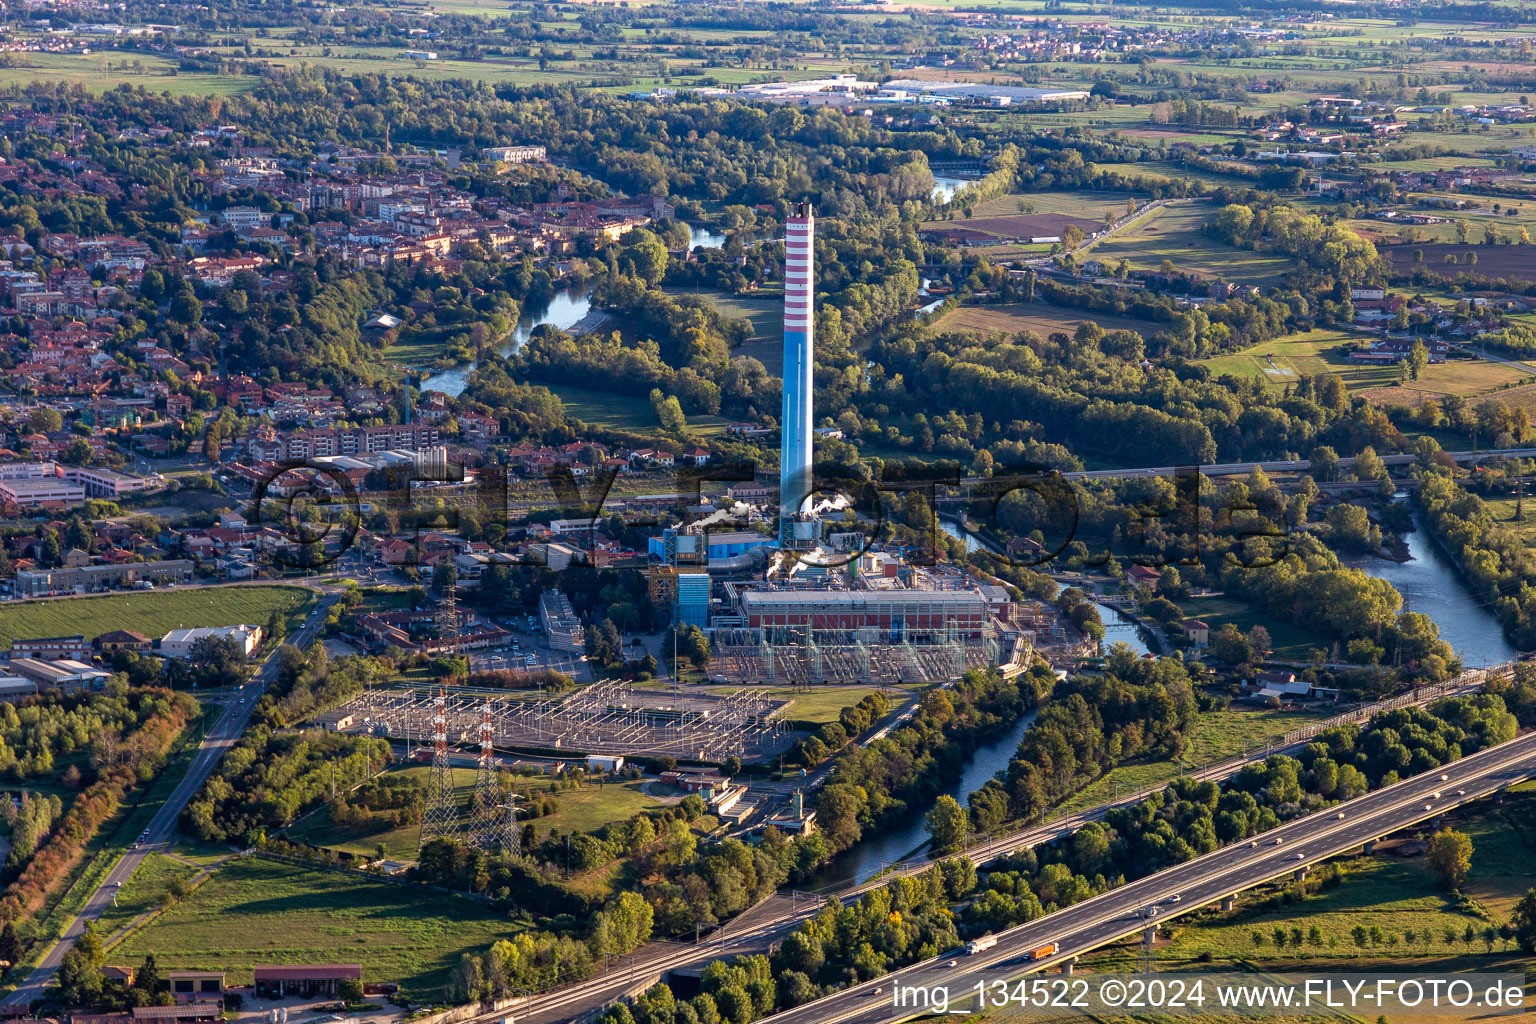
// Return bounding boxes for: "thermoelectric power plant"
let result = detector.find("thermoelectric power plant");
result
[780,201,815,546]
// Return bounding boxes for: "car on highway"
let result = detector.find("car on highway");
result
[1456,789,1466,796]
[1292,853,1305,860]
[1168,894,1181,903]
[946,960,958,967]
[1440,773,1450,781]
[1273,837,1284,845]
[1248,839,1258,847]
[1424,803,1434,810]
[1431,791,1442,799]
[1336,811,1346,819]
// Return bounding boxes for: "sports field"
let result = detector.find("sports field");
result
[0,586,316,651]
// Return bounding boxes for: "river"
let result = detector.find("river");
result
[1347,514,1517,669]
[417,222,726,396]
[931,176,971,204]
[419,286,594,396]
[810,707,1039,889]
[862,508,1505,888]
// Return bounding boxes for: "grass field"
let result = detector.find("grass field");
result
[1085,202,1299,288]
[0,586,317,651]
[1199,329,1533,404]
[0,51,257,95]
[1092,795,1536,967]
[286,767,670,860]
[936,300,1158,339]
[759,685,908,725]
[98,853,203,941]
[1178,594,1326,662]
[546,382,734,437]
[114,856,522,998]
[1053,707,1326,814]
[664,287,785,368]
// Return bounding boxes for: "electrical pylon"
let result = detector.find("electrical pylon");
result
[468,699,507,851]
[419,690,458,849]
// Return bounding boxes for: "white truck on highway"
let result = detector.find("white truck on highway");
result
[966,935,998,955]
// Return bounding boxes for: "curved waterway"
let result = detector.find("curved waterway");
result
[846,510,1513,891]
[808,707,1039,889]
[1346,516,1517,669]
[419,286,592,396]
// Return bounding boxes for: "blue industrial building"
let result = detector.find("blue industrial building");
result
[674,572,711,627]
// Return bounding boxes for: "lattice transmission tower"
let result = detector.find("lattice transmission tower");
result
[419,690,459,849]
[468,699,510,852]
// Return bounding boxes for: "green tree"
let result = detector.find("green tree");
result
[925,794,970,853]
[1511,888,1536,952]
[0,920,20,965]
[27,407,62,433]
[1427,828,1473,888]
[1408,340,1429,381]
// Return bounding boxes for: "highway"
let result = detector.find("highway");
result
[1,592,340,1008]
[493,667,1510,1024]
[757,728,1536,1024]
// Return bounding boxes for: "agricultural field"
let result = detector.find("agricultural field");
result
[1084,202,1299,288]
[1177,595,1323,663]
[1381,243,1536,281]
[936,300,1158,339]
[924,210,1103,245]
[1199,329,1532,404]
[1089,794,1536,968]
[0,52,256,95]
[113,855,522,999]
[0,586,317,652]
[927,190,1140,233]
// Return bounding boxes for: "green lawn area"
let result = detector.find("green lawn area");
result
[113,856,523,999]
[286,767,670,861]
[664,287,784,370]
[1054,707,1326,814]
[1085,201,1299,288]
[98,853,202,941]
[1179,594,1322,661]
[546,382,735,437]
[0,586,317,651]
[759,685,909,725]
[1092,794,1536,966]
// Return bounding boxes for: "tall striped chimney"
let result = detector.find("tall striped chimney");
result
[780,202,815,544]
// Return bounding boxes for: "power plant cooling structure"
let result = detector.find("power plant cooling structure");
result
[780,201,815,545]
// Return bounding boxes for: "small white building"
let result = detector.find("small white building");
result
[158,624,264,659]
[585,754,625,772]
